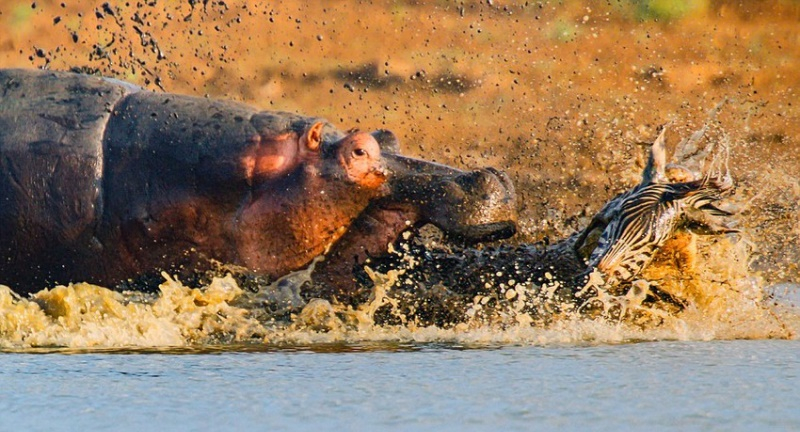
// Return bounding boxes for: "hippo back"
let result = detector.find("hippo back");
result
[101,91,341,210]
[0,69,138,287]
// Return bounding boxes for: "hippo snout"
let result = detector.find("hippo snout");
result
[425,168,518,242]
[370,153,518,242]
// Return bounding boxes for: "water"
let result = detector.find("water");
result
[2,340,798,431]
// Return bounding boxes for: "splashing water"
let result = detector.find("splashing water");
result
[1,226,795,352]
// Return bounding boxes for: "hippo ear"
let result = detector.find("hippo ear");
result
[301,122,325,152]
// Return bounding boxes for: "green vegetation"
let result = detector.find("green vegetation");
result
[548,18,578,42]
[631,0,706,21]
[10,3,34,30]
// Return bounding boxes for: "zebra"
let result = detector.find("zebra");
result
[576,116,737,288]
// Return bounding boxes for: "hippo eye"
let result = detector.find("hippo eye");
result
[352,148,368,157]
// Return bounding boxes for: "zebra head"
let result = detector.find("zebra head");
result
[578,116,736,287]
[586,174,734,286]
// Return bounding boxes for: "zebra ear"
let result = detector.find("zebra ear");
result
[641,122,669,185]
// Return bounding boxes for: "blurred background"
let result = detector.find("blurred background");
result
[1,0,798,283]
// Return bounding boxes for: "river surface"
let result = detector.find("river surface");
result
[1,340,798,431]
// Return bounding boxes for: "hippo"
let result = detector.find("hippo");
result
[0,68,517,295]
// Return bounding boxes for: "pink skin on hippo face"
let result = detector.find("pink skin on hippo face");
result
[335,132,387,189]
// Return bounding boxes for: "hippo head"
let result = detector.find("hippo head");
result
[372,131,518,242]
[308,130,518,299]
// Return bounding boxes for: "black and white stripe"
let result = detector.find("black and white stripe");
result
[587,175,733,285]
